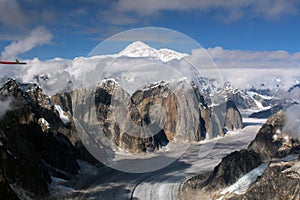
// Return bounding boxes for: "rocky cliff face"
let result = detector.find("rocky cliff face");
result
[228,159,300,200]
[51,91,100,165]
[71,79,243,153]
[201,149,261,190]
[248,100,297,119]
[0,79,81,198]
[248,110,300,161]
[0,168,20,200]
[222,87,258,110]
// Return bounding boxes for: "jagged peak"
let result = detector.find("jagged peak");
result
[0,78,40,93]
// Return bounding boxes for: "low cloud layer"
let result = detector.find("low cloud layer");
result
[202,47,300,68]
[0,45,300,96]
[283,104,300,138]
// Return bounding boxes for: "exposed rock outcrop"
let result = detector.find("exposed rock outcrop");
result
[228,160,300,200]
[180,110,300,200]
[248,110,300,161]
[93,80,172,152]
[222,100,243,134]
[72,79,243,153]
[202,149,261,190]
[51,91,100,165]
[249,101,297,119]
[0,168,20,200]
[0,79,80,198]
[221,86,258,109]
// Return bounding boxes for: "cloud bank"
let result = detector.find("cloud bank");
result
[0,45,300,96]
[205,46,300,68]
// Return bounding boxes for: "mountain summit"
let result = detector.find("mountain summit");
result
[118,41,189,62]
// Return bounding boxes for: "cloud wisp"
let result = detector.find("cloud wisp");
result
[0,98,12,119]
[1,26,53,60]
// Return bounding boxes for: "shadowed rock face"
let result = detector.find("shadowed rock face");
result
[0,170,20,200]
[52,91,101,165]
[226,90,258,109]
[248,110,300,161]
[229,160,300,200]
[0,79,80,197]
[0,122,52,196]
[202,149,261,190]
[249,101,297,119]
[224,100,243,131]
[211,100,243,137]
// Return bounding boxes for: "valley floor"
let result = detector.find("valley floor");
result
[53,122,263,200]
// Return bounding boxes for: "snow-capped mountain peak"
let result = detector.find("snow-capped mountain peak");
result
[120,41,152,53]
[119,41,157,58]
[118,41,189,62]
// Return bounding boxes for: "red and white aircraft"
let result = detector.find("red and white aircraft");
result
[0,59,26,65]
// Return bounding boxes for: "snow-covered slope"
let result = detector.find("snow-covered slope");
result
[118,41,188,62]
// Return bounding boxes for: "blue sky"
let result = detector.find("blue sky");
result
[0,0,300,60]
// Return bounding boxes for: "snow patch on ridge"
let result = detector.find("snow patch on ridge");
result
[220,163,268,195]
[40,118,50,129]
[54,105,70,124]
[49,176,75,196]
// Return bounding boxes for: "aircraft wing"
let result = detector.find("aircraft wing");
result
[0,59,26,65]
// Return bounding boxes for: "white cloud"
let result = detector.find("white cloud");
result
[1,26,53,60]
[0,0,29,28]
[217,67,300,90]
[253,0,298,20]
[205,47,300,68]
[292,52,300,60]
[1,44,300,95]
[191,47,300,89]
[283,104,300,138]
[113,0,299,22]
